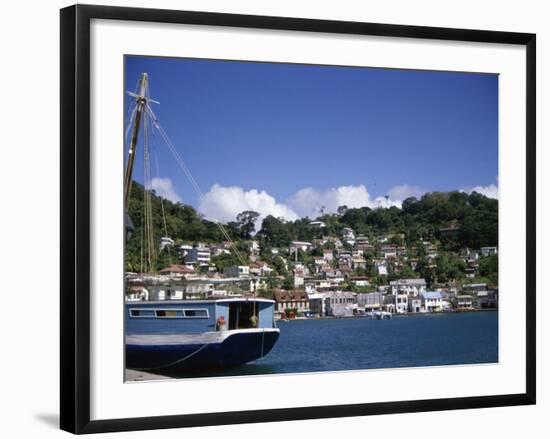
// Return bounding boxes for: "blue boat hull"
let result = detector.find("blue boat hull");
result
[126,329,279,371]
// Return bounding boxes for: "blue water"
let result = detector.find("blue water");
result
[173,311,498,378]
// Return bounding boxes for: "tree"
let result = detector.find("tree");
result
[434,253,466,283]
[236,210,260,239]
[402,197,420,214]
[282,275,294,290]
[479,254,498,285]
[337,205,348,216]
[126,180,498,290]
[211,252,245,272]
[258,215,292,248]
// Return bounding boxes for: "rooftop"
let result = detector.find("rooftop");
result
[422,291,443,300]
[158,265,195,274]
[273,290,309,301]
[390,278,427,286]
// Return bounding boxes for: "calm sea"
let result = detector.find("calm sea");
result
[172,311,498,379]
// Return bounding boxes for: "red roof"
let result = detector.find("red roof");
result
[158,264,194,274]
[273,290,308,302]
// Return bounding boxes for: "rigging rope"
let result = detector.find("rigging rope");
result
[143,109,156,273]
[124,104,137,144]
[145,105,248,268]
[154,150,172,267]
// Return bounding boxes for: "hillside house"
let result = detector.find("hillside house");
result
[159,236,174,251]
[477,289,498,309]
[309,220,326,228]
[273,290,310,318]
[390,278,427,296]
[380,244,397,259]
[342,227,356,245]
[248,261,273,277]
[223,265,250,279]
[322,249,334,261]
[290,241,314,252]
[349,276,370,288]
[185,244,211,268]
[481,246,498,256]
[158,264,195,279]
[374,259,388,276]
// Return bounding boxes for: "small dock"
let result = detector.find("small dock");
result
[125,369,168,382]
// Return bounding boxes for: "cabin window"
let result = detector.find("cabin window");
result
[129,309,155,317]
[128,308,208,318]
[155,310,179,318]
[183,309,208,318]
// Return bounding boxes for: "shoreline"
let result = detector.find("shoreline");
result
[277,308,498,322]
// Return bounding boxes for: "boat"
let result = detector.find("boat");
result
[366,310,392,320]
[123,72,280,372]
[126,298,279,371]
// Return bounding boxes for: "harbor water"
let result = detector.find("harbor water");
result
[133,311,498,380]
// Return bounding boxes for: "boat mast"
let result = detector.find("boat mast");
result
[124,72,149,210]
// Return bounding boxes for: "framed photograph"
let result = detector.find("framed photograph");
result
[60,4,536,434]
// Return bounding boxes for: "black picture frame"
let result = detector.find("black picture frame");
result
[60,4,536,434]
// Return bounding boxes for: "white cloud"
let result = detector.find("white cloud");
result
[463,184,499,199]
[151,177,182,203]
[199,184,299,226]
[198,182,436,227]
[288,184,401,218]
[387,184,426,201]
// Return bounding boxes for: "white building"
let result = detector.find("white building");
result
[290,241,314,252]
[349,276,370,288]
[159,236,174,251]
[408,297,422,313]
[248,261,273,277]
[395,293,408,313]
[374,259,388,276]
[342,227,356,245]
[322,249,334,261]
[357,292,383,311]
[309,220,326,228]
[293,272,305,288]
[210,245,231,257]
[324,291,356,317]
[422,291,443,312]
[185,244,211,268]
[314,256,326,266]
[308,292,327,317]
[390,278,427,296]
[481,246,498,256]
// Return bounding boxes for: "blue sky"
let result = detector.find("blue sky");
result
[125,55,498,222]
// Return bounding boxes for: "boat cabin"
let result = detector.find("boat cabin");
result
[125,298,276,335]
